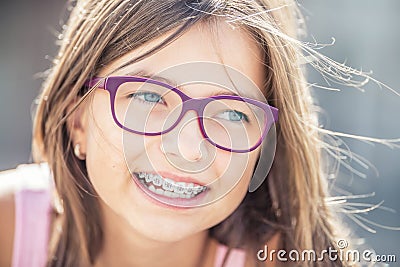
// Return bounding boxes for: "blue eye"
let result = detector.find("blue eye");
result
[130,92,164,104]
[218,110,249,122]
[143,92,162,103]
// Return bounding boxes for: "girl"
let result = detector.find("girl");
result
[0,0,363,266]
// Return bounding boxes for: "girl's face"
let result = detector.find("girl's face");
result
[75,21,266,242]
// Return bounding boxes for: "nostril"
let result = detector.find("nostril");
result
[158,113,217,174]
[177,137,206,162]
[159,113,208,162]
[176,117,207,162]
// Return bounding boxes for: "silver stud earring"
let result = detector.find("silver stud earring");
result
[74,143,86,160]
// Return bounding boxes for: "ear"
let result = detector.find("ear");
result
[67,101,88,157]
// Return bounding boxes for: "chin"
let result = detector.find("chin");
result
[131,217,201,243]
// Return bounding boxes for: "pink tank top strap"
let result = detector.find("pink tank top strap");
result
[11,164,52,267]
[12,189,52,267]
[214,244,246,267]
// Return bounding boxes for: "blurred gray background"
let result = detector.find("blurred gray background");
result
[0,0,399,263]
[301,0,400,263]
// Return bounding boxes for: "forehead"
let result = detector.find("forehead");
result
[98,20,266,99]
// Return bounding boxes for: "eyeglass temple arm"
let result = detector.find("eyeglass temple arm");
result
[85,77,106,89]
[270,106,279,122]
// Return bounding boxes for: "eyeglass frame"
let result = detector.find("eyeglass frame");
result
[86,76,278,153]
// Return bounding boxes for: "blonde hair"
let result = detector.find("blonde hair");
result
[33,0,356,266]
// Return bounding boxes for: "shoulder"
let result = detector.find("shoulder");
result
[0,163,51,267]
[0,177,15,267]
[213,232,282,267]
[0,163,51,195]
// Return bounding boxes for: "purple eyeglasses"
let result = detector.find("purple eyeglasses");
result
[87,76,278,153]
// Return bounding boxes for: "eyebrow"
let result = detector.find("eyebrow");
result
[207,89,239,97]
[124,70,240,97]
[126,70,177,87]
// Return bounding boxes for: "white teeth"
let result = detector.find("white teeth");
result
[144,174,153,183]
[170,192,179,198]
[148,185,156,192]
[174,182,186,194]
[136,172,206,199]
[193,186,203,194]
[162,179,174,191]
[156,188,164,195]
[153,176,163,186]
[184,183,194,194]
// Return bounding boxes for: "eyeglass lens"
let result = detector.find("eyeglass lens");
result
[114,81,267,151]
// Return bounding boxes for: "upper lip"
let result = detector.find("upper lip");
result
[138,171,208,186]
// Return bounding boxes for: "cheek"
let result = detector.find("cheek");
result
[212,148,258,194]
[204,163,253,228]
[83,94,139,207]
[223,152,257,196]
[86,94,125,169]
[83,93,161,221]
[205,150,258,222]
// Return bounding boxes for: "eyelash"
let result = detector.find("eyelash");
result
[128,92,166,105]
[126,91,251,123]
[218,110,250,123]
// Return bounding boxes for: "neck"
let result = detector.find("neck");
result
[93,201,215,267]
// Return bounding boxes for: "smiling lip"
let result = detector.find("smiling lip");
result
[146,171,207,186]
[131,172,209,208]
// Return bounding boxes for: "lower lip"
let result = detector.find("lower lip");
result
[131,173,209,209]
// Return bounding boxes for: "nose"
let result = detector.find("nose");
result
[160,110,208,162]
